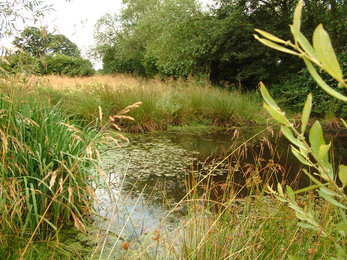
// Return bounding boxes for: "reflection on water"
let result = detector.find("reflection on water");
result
[92,126,347,256]
[100,126,311,202]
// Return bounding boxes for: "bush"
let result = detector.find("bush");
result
[0,52,95,77]
[45,54,95,76]
[270,51,347,118]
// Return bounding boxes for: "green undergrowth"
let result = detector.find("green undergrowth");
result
[0,76,123,259]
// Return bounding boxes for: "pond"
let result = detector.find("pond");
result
[91,125,347,258]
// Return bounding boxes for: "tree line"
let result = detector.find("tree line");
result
[1,26,95,76]
[91,0,347,90]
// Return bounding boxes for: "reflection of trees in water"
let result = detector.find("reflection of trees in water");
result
[104,127,347,206]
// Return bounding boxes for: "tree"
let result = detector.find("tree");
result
[0,0,53,38]
[91,0,347,88]
[12,26,81,57]
[0,0,73,39]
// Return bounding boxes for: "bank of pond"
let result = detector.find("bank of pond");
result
[0,74,345,259]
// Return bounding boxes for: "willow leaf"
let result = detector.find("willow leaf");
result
[254,29,286,44]
[291,146,311,166]
[254,34,299,56]
[303,57,347,102]
[301,93,312,134]
[309,121,325,157]
[281,126,306,149]
[338,164,347,188]
[291,0,303,43]
[259,81,280,109]
[297,31,319,63]
[318,189,347,209]
[263,103,288,125]
[313,24,343,81]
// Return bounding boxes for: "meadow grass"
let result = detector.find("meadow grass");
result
[34,74,266,132]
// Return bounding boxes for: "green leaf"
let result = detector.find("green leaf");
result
[263,103,288,125]
[338,164,347,188]
[302,169,324,186]
[334,222,347,231]
[313,24,343,81]
[291,0,303,43]
[281,126,306,149]
[318,189,347,209]
[301,93,312,134]
[309,121,325,157]
[254,29,286,44]
[254,34,300,56]
[297,31,319,64]
[303,58,347,102]
[297,222,316,229]
[291,146,311,166]
[294,184,322,194]
[286,185,295,201]
[318,143,331,162]
[259,81,280,110]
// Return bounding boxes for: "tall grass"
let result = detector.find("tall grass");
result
[35,74,266,132]
[0,75,133,259]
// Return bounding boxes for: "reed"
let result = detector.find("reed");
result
[0,75,134,259]
[36,74,265,132]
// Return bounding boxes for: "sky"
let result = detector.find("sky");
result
[1,0,213,69]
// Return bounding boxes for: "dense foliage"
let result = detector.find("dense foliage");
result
[91,0,347,89]
[0,26,95,76]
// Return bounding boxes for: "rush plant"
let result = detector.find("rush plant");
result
[255,1,347,259]
[0,77,139,259]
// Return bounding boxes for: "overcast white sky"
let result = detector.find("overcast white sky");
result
[1,0,213,68]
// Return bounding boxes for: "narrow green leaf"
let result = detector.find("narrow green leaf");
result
[301,93,312,134]
[297,222,316,229]
[286,185,295,201]
[302,169,324,186]
[288,255,303,260]
[291,0,303,43]
[313,24,343,81]
[282,126,306,149]
[297,31,319,64]
[318,190,347,209]
[309,121,325,157]
[254,29,287,44]
[254,34,300,56]
[264,104,288,125]
[294,184,322,194]
[303,57,347,102]
[259,81,280,109]
[277,183,284,196]
[338,164,347,188]
[318,143,331,162]
[291,146,311,166]
[320,187,340,197]
[334,222,347,231]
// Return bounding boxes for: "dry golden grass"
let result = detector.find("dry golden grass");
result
[37,74,159,90]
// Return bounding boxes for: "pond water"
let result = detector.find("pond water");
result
[91,125,347,258]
